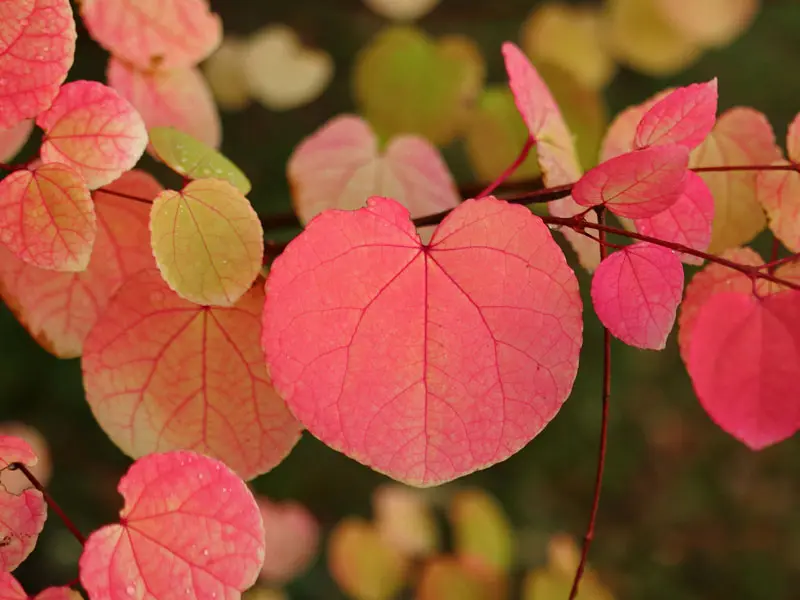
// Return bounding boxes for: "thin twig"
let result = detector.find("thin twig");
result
[476,136,535,198]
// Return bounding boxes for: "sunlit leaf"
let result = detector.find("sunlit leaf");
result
[634,80,718,150]
[606,0,702,76]
[258,497,319,584]
[244,25,334,112]
[148,127,251,194]
[418,557,506,600]
[464,86,541,183]
[79,451,265,600]
[502,42,599,270]
[362,0,440,21]
[0,425,50,496]
[328,518,408,600]
[653,0,758,47]
[591,243,684,349]
[82,270,301,480]
[634,171,714,265]
[0,170,160,358]
[0,575,79,600]
[262,197,582,486]
[691,107,781,252]
[450,489,513,572]
[79,0,222,70]
[599,90,673,162]
[687,291,800,449]
[150,179,263,306]
[0,121,33,164]
[0,0,76,129]
[202,37,251,112]
[0,163,95,272]
[37,81,148,189]
[0,436,37,471]
[373,484,439,557]
[354,26,485,145]
[107,57,221,150]
[573,146,689,218]
[522,3,615,89]
[288,115,459,224]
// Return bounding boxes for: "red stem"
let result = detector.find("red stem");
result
[475,136,535,198]
[692,164,798,173]
[9,463,86,545]
[569,208,612,600]
[761,253,800,270]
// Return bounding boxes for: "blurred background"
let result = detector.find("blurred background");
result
[4,0,800,598]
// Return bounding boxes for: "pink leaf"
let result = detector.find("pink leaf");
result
[82,269,301,480]
[36,81,148,189]
[573,146,689,218]
[0,121,33,163]
[34,589,81,600]
[79,0,222,70]
[0,163,95,272]
[262,196,582,486]
[634,170,714,264]
[600,89,673,162]
[0,170,160,358]
[107,57,221,151]
[0,426,50,497]
[0,574,24,600]
[687,291,800,449]
[288,115,459,224]
[79,451,265,600]
[634,79,718,150]
[0,0,76,129]
[501,41,599,271]
[0,436,37,471]
[677,247,764,364]
[756,160,800,253]
[258,498,320,584]
[591,243,684,349]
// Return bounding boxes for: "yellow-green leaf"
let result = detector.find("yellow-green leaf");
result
[149,126,251,194]
[464,86,541,183]
[353,26,485,145]
[450,489,513,572]
[417,557,506,600]
[150,178,263,306]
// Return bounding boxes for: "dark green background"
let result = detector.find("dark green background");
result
[5,1,800,598]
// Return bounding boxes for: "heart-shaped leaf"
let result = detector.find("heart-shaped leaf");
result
[0,163,95,272]
[150,178,263,306]
[0,0,76,129]
[82,270,301,480]
[262,196,582,486]
[653,0,758,46]
[37,81,148,189]
[79,451,265,600]
[288,115,459,224]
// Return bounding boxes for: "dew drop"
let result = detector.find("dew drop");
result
[202,548,209,556]
[197,473,204,480]
[126,586,135,596]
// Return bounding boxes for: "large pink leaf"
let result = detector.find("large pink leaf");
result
[634,170,714,265]
[687,291,800,449]
[677,247,764,364]
[0,121,33,163]
[82,269,301,480]
[36,81,148,189]
[288,115,459,224]
[107,57,221,151]
[262,196,582,486]
[501,41,599,270]
[591,243,684,349]
[634,80,718,151]
[79,0,222,70]
[258,497,320,584]
[79,451,265,600]
[0,0,76,129]
[0,170,160,358]
[573,146,690,218]
[0,163,95,272]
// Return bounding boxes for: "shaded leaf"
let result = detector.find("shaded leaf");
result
[591,243,684,349]
[373,485,439,557]
[0,163,95,272]
[202,38,251,112]
[79,451,265,600]
[262,197,582,486]
[107,57,221,151]
[150,179,263,306]
[288,115,459,224]
[79,0,222,70]
[0,0,76,129]
[148,127,251,194]
[82,270,301,480]
[363,0,440,21]
[450,489,513,572]
[653,0,758,47]
[258,498,319,584]
[0,170,160,358]
[417,557,505,600]
[37,81,148,189]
